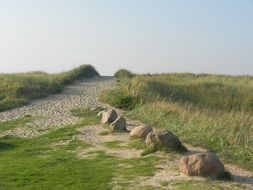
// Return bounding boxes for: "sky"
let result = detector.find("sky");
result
[0,0,252,76]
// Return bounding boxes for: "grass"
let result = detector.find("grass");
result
[100,87,136,110]
[0,135,114,189]
[70,107,99,118]
[101,70,253,171]
[0,115,33,132]
[103,140,124,149]
[0,108,247,189]
[114,69,135,81]
[0,107,160,189]
[0,65,99,112]
[126,138,160,156]
[127,138,146,150]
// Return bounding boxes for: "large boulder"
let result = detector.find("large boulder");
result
[129,125,153,139]
[110,116,127,131]
[145,129,184,151]
[100,109,118,124]
[179,153,226,179]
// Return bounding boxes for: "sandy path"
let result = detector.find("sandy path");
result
[0,76,115,138]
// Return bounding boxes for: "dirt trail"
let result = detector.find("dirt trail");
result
[0,76,252,189]
[0,76,114,138]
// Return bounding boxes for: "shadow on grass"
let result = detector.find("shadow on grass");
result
[146,80,253,111]
[0,141,16,152]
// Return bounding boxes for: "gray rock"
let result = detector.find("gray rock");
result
[145,129,183,151]
[110,116,127,131]
[100,109,118,124]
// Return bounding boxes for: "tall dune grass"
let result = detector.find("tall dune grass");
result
[101,70,253,170]
[0,65,99,112]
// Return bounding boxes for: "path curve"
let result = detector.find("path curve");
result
[0,76,115,138]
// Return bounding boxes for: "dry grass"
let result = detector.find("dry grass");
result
[102,70,253,170]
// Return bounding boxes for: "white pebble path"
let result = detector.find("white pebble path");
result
[0,76,115,138]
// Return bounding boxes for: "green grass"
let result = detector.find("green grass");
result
[0,135,115,189]
[103,140,124,149]
[101,70,253,171]
[0,107,160,189]
[100,87,136,110]
[114,69,135,81]
[0,115,33,132]
[70,107,98,118]
[126,139,156,156]
[127,138,146,150]
[0,65,99,112]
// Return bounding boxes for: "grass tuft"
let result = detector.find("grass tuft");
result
[0,115,33,132]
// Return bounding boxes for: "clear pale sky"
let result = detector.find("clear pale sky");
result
[0,0,252,76]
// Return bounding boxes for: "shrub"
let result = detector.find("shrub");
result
[57,65,99,85]
[101,88,136,110]
[114,69,135,81]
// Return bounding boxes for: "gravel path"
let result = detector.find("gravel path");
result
[0,76,115,138]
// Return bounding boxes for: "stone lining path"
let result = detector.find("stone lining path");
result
[76,121,253,189]
[0,76,114,138]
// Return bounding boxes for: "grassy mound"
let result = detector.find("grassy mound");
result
[114,69,135,81]
[101,70,253,170]
[0,65,99,112]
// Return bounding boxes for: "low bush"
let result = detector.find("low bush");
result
[114,69,135,81]
[101,88,136,110]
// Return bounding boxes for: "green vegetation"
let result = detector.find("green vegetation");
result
[0,126,113,189]
[101,70,253,170]
[103,140,125,149]
[100,85,136,110]
[0,107,158,189]
[0,65,99,112]
[0,115,32,132]
[70,107,98,118]
[127,138,146,150]
[127,139,163,156]
[114,69,135,81]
